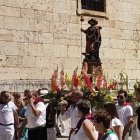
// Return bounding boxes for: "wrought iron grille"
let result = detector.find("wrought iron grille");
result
[81,0,105,12]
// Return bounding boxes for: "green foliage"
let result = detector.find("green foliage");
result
[44,90,69,109]
[126,93,136,102]
[44,87,117,110]
[82,88,114,109]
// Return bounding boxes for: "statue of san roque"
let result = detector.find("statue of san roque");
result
[81,18,102,61]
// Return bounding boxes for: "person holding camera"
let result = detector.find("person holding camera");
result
[24,91,47,140]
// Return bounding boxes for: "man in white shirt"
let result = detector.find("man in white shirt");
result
[60,90,83,140]
[0,91,19,140]
[25,94,47,140]
[116,90,133,140]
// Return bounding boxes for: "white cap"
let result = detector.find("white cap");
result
[40,89,49,96]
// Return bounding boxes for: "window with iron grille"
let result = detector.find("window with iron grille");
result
[81,0,105,12]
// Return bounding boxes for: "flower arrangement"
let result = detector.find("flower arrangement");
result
[44,63,134,109]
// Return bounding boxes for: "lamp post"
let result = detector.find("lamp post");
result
[80,15,84,65]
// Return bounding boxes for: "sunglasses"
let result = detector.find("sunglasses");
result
[117,96,124,99]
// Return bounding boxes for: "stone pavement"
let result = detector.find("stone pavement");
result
[57,136,68,140]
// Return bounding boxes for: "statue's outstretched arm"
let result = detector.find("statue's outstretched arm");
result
[81,28,87,34]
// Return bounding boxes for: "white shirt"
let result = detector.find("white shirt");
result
[106,134,119,140]
[71,119,98,140]
[116,104,133,126]
[0,101,17,135]
[25,102,46,128]
[61,105,80,128]
[110,117,124,131]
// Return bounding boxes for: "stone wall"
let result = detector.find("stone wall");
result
[0,0,139,83]
[99,0,140,80]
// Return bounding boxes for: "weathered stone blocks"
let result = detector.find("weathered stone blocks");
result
[0,0,139,82]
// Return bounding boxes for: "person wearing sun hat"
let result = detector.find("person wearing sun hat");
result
[24,89,47,140]
[88,18,98,25]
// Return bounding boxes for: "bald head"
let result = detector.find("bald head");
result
[70,90,83,103]
[72,90,83,97]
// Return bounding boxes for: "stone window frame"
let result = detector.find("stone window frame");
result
[77,0,108,19]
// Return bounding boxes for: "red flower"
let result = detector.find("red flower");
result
[82,69,92,91]
[51,70,60,92]
[72,70,79,88]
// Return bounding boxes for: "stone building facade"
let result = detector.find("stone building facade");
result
[0,0,140,88]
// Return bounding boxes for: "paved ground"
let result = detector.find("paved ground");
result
[57,136,68,140]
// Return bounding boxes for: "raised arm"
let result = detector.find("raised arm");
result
[29,98,42,116]
[81,28,87,34]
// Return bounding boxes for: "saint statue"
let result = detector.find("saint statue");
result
[81,18,102,61]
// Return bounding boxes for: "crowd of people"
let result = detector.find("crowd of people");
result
[0,88,140,140]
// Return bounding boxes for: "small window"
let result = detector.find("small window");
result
[81,0,105,12]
